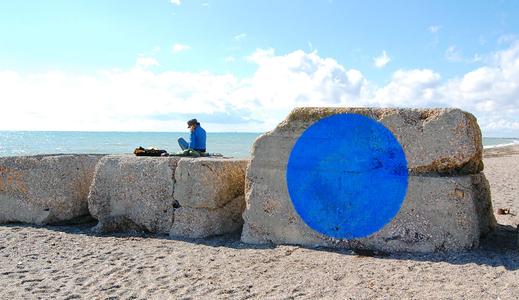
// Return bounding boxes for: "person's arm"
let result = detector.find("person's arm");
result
[200,128,206,150]
[189,130,196,149]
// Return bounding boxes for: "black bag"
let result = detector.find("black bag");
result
[133,146,168,157]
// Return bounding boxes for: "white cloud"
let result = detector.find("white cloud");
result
[0,49,368,132]
[370,69,441,107]
[234,33,247,41]
[445,45,463,62]
[0,68,240,131]
[1,42,519,136]
[485,118,519,130]
[170,0,181,5]
[445,46,484,64]
[136,57,160,68]
[246,48,275,63]
[236,49,369,124]
[373,50,391,68]
[172,43,191,53]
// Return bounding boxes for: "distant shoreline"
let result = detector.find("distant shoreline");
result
[483,140,519,149]
[483,143,519,158]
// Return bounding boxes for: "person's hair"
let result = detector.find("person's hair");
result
[187,118,198,127]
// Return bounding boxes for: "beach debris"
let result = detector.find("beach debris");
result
[353,249,389,257]
[497,208,511,215]
[133,146,168,156]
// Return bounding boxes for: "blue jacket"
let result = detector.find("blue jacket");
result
[189,125,206,151]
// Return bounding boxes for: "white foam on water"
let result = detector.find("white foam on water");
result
[483,140,519,149]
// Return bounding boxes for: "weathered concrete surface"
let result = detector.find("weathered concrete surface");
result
[0,155,102,224]
[243,172,494,252]
[170,158,248,238]
[174,158,248,209]
[262,107,483,174]
[170,195,245,239]
[241,107,494,252]
[88,155,180,234]
[88,155,249,237]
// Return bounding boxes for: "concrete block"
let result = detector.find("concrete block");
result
[0,155,102,224]
[170,195,245,239]
[241,107,494,252]
[174,158,248,209]
[243,172,494,252]
[257,107,483,174]
[88,155,249,237]
[88,155,180,234]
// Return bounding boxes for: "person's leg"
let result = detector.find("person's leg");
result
[178,137,189,150]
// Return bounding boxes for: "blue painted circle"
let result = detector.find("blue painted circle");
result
[286,113,408,239]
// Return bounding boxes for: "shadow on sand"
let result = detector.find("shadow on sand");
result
[3,221,518,271]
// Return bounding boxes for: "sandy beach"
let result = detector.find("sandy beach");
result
[1,146,518,299]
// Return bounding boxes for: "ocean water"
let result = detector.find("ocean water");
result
[482,137,519,148]
[0,131,517,158]
[0,131,261,158]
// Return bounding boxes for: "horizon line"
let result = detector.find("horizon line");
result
[0,129,264,134]
[0,130,517,139]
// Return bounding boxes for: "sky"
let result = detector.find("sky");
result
[0,0,518,136]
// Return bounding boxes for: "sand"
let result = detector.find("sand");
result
[1,146,519,299]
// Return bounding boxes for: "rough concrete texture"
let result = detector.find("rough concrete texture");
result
[0,155,102,224]
[174,158,248,209]
[242,107,494,252]
[350,174,495,252]
[270,107,483,174]
[88,155,180,234]
[88,155,249,237]
[170,195,245,239]
[243,172,494,252]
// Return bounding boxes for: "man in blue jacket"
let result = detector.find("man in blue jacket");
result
[178,118,206,153]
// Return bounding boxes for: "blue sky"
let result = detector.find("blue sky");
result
[1,0,519,136]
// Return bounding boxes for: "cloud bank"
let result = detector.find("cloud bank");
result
[1,42,518,136]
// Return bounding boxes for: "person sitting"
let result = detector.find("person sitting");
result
[178,118,206,154]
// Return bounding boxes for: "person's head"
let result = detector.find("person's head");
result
[187,118,198,132]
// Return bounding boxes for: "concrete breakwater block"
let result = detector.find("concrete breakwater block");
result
[243,174,493,252]
[252,107,484,174]
[241,107,495,252]
[88,155,180,234]
[173,158,249,209]
[87,155,248,237]
[170,195,245,239]
[170,158,248,238]
[0,154,103,225]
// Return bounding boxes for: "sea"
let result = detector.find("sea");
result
[0,131,517,158]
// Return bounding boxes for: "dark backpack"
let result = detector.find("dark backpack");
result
[133,147,168,157]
